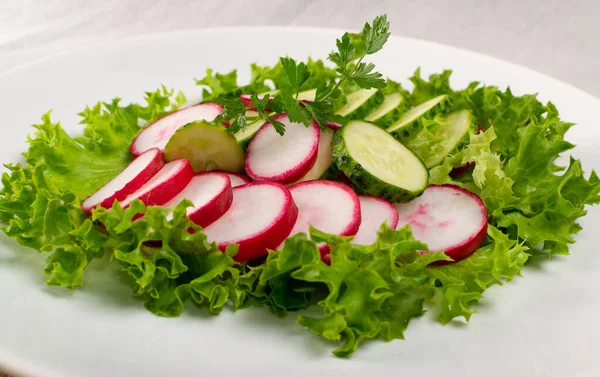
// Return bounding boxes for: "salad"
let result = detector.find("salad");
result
[1,15,599,358]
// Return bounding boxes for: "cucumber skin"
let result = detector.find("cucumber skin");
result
[341,90,385,121]
[331,128,429,203]
[319,163,342,181]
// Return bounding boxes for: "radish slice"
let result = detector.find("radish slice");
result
[326,121,342,130]
[352,196,399,245]
[120,159,194,208]
[394,184,488,263]
[163,172,233,227]
[245,114,320,184]
[288,128,334,185]
[216,171,251,187]
[282,180,361,259]
[240,94,266,108]
[81,148,164,214]
[130,103,223,156]
[204,182,298,262]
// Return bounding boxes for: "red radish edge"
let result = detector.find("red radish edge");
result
[395,184,488,264]
[120,159,194,208]
[130,103,223,156]
[163,172,234,228]
[245,114,320,184]
[214,170,251,187]
[204,182,298,262]
[81,148,164,214]
[326,121,342,130]
[285,180,361,263]
[351,196,399,246]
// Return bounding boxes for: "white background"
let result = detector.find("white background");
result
[0,0,599,97]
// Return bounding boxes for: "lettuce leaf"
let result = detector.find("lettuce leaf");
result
[428,226,529,324]
[424,75,600,321]
[0,86,186,287]
[92,200,254,316]
[257,225,449,357]
[196,59,338,101]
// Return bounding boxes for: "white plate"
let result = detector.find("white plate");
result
[1,27,600,377]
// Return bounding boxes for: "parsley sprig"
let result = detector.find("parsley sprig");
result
[212,15,391,135]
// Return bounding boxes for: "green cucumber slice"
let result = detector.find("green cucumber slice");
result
[365,92,406,127]
[335,88,384,120]
[332,120,429,202]
[234,118,268,150]
[403,110,475,168]
[297,88,317,101]
[386,94,447,133]
[164,121,244,172]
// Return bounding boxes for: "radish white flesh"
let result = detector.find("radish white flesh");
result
[130,103,223,156]
[245,114,320,184]
[281,180,361,260]
[288,128,334,185]
[394,184,488,263]
[216,171,251,187]
[204,182,298,262]
[119,159,194,208]
[81,148,164,214]
[352,196,399,246]
[163,172,233,228]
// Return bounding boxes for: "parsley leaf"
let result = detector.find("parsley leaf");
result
[280,57,311,96]
[362,15,390,55]
[328,33,355,70]
[351,62,386,89]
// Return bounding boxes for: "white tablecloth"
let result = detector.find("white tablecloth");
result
[1,0,599,97]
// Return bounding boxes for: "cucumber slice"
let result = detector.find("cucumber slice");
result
[297,88,317,101]
[234,118,267,150]
[332,120,429,202]
[365,93,406,128]
[404,110,474,168]
[335,88,384,120]
[387,94,447,133]
[164,121,244,173]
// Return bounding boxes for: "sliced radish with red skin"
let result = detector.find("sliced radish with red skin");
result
[119,159,194,208]
[326,121,342,130]
[245,114,320,184]
[288,128,334,185]
[81,148,164,214]
[204,182,298,262]
[281,180,361,261]
[352,196,399,246]
[215,171,251,187]
[449,124,485,178]
[163,172,233,228]
[240,94,261,108]
[130,103,223,156]
[394,184,488,264]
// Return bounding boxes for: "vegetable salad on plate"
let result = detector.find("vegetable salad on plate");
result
[1,15,599,357]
